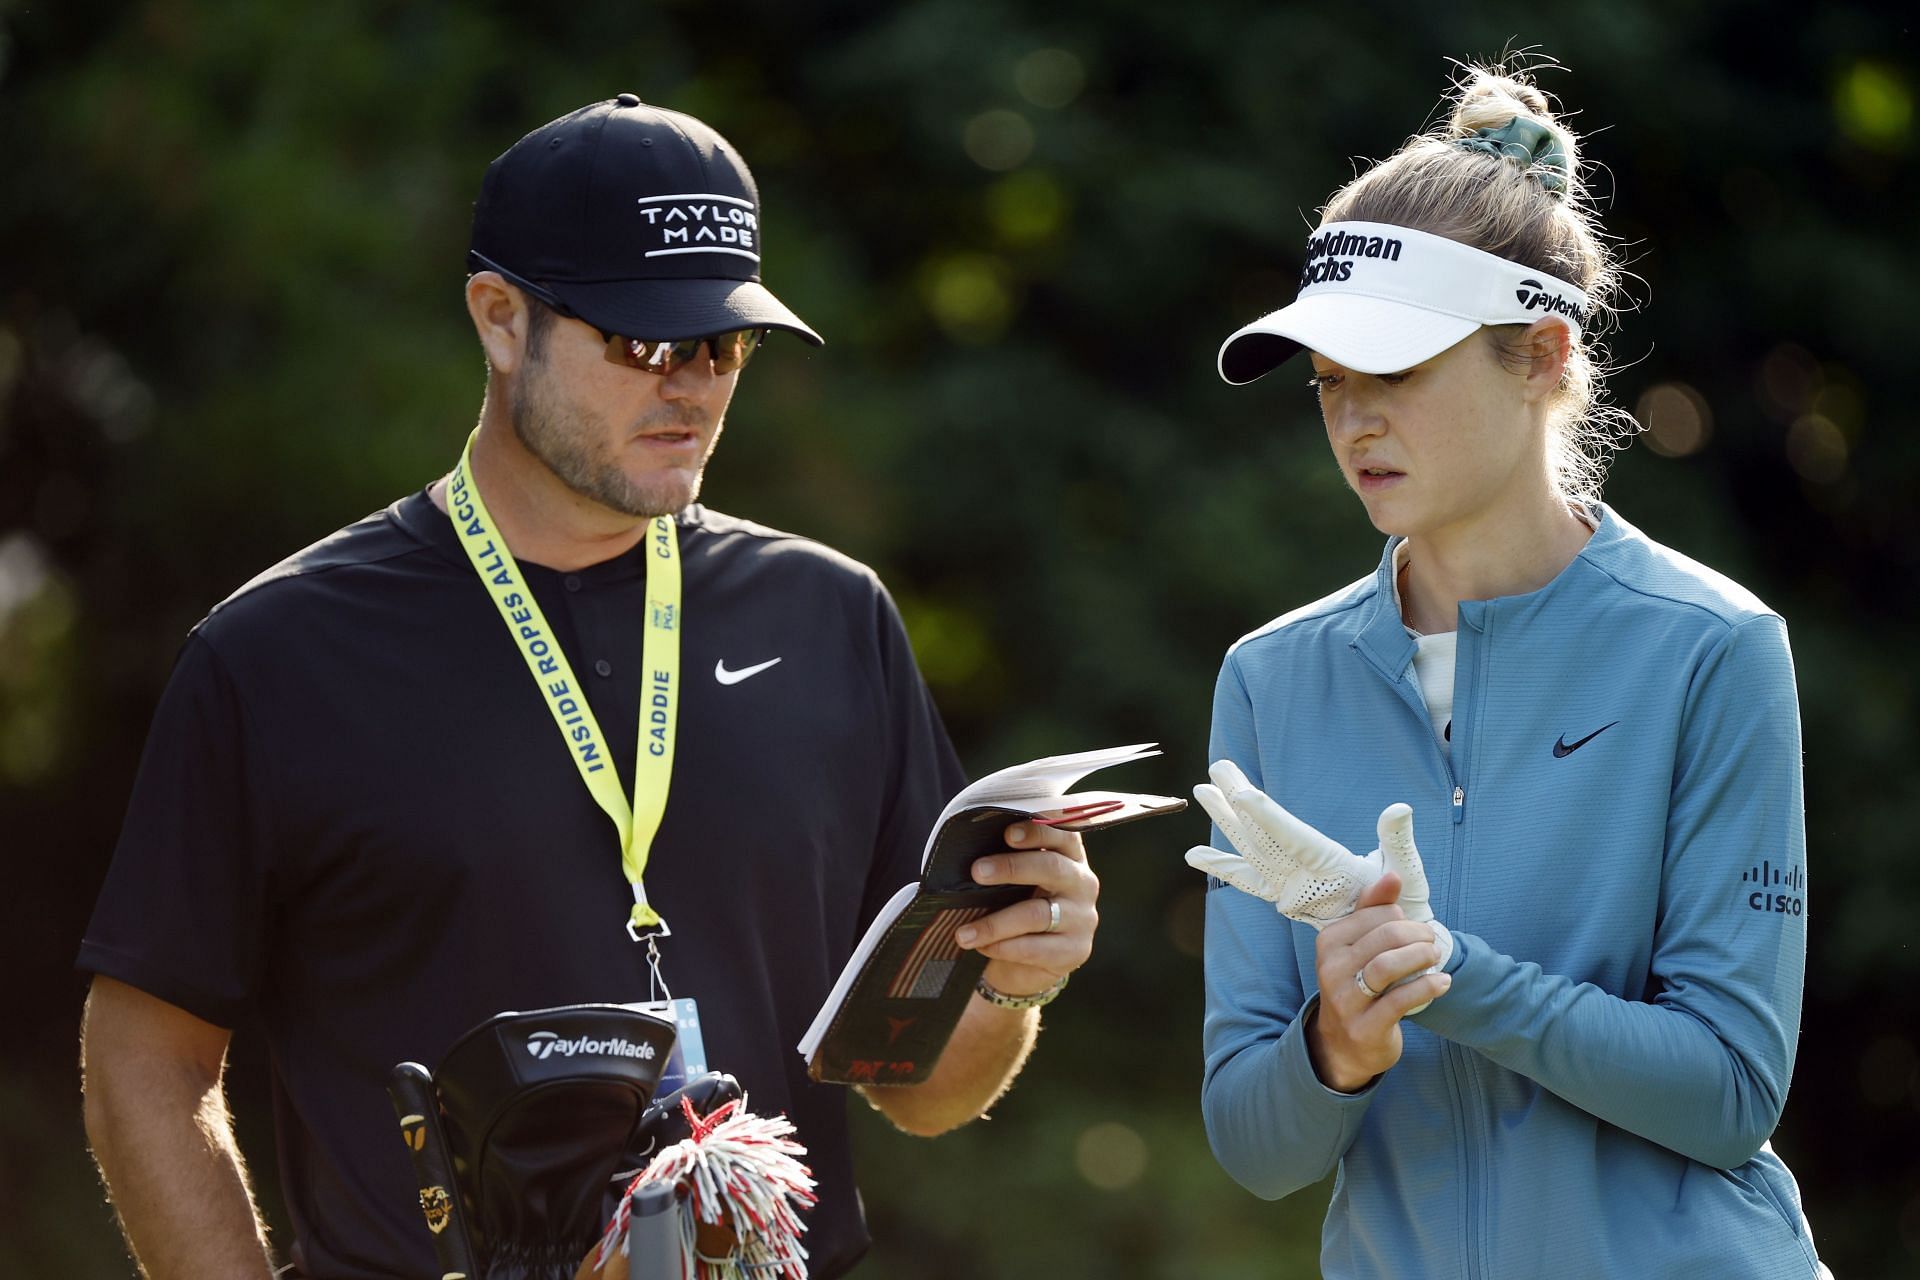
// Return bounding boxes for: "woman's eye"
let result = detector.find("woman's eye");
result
[1379,372,1410,386]
[1308,375,1341,392]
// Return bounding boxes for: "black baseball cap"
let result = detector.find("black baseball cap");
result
[469,94,822,346]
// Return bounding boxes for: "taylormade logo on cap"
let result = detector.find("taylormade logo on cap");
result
[525,1030,659,1061]
[635,194,759,262]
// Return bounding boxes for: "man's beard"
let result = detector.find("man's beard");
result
[508,366,719,518]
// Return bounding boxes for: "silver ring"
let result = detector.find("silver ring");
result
[1043,899,1062,934]
[1354,966,1384,1000]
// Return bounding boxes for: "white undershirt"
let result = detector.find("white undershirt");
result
[1411,632,1457,757]
[1393,541,1456,757]
[1389,508,1595,760]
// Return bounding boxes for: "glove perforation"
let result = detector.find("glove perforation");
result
[1183,761,1454,992]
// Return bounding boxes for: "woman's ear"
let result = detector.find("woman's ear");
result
[1520,317,1574,404]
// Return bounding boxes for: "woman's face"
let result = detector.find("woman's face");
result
[1311,330,1546,542]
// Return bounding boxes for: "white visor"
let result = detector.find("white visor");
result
[1217,220,1590,384]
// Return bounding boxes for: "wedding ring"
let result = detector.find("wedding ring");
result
[1043,899,1063,934]
[1355,967,1384,1000]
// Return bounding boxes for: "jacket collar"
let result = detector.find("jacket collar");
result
[1354,535,1416,681]
[1351,502,1629,681]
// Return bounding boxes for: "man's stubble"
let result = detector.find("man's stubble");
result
[508,357,722,519]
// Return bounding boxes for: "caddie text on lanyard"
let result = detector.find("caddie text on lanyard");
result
[446,429,682,942]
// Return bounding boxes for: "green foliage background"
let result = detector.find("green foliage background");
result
[2,1,1915,1275]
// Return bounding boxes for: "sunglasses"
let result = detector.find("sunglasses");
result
[603,329,765,376]
[470,252,766,376]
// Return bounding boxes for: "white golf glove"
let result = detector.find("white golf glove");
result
[1186,760,1452,976]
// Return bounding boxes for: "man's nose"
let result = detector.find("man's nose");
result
[658,343,722,398]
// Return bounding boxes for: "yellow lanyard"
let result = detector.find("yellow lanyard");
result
[446,430,680,939]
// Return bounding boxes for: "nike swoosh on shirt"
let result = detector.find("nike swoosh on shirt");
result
[714,657,783,685]
[1552,721,1619,758]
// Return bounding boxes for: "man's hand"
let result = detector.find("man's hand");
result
[575,1241,626,1280]
[862,819,1099,1136]
[1304,872,1453,1093]
[954,820,1099,997]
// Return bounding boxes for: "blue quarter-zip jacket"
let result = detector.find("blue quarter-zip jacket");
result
[1201,505,1819,1279]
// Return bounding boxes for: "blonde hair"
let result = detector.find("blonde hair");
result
[1322,62,1633,506]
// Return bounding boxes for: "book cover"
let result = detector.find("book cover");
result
[799,745,1184,1085]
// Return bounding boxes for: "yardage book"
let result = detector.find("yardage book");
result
[799,743,1184,1086]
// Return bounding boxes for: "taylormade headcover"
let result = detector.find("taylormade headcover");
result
[390,1004,678,1280]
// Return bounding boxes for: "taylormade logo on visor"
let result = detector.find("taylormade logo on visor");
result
[1516,278,1585,320]
[525,1030,659,1061]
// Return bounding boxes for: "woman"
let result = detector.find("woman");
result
[1187,65,1826,1278]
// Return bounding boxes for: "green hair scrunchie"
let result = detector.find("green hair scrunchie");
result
[1454,116,1570,193]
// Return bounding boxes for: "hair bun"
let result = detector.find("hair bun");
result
[1446,66,1581,197]
[1449,70,1554,136]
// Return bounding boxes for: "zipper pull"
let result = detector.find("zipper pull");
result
[1451,785,1466,824]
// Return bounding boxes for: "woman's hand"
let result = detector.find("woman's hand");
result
[1305,871,1452,1093]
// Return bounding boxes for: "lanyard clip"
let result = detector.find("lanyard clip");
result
[625,884,674,1002]
[625,884,671,943]
[624,914,672,943]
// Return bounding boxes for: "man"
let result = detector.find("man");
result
[78,96,1100,1279]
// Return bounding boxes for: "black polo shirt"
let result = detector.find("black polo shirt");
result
[80,490,965,1279]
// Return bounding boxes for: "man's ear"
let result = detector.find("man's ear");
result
[1520,317,1574,403]
[466,272,532,375]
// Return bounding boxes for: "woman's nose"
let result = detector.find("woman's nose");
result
[1325,391,1383,444]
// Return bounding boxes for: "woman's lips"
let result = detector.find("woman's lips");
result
[1355,465,1404,492]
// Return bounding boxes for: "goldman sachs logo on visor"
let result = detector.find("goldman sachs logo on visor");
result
[1298,228,1404,287]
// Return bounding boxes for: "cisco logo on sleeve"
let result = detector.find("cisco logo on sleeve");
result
[525,1031,658,1061]
[1740,860,1805,916]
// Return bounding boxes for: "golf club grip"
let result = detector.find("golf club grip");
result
[388,1061,482,1280]
[624,1181,684,1278]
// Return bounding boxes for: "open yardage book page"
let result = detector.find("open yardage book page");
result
[915,742,1161,870]
[798,743,1161,1062]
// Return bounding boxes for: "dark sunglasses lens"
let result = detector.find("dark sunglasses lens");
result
[605,329,767,374]
[708,328,765,373]
[607,336,699,372]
